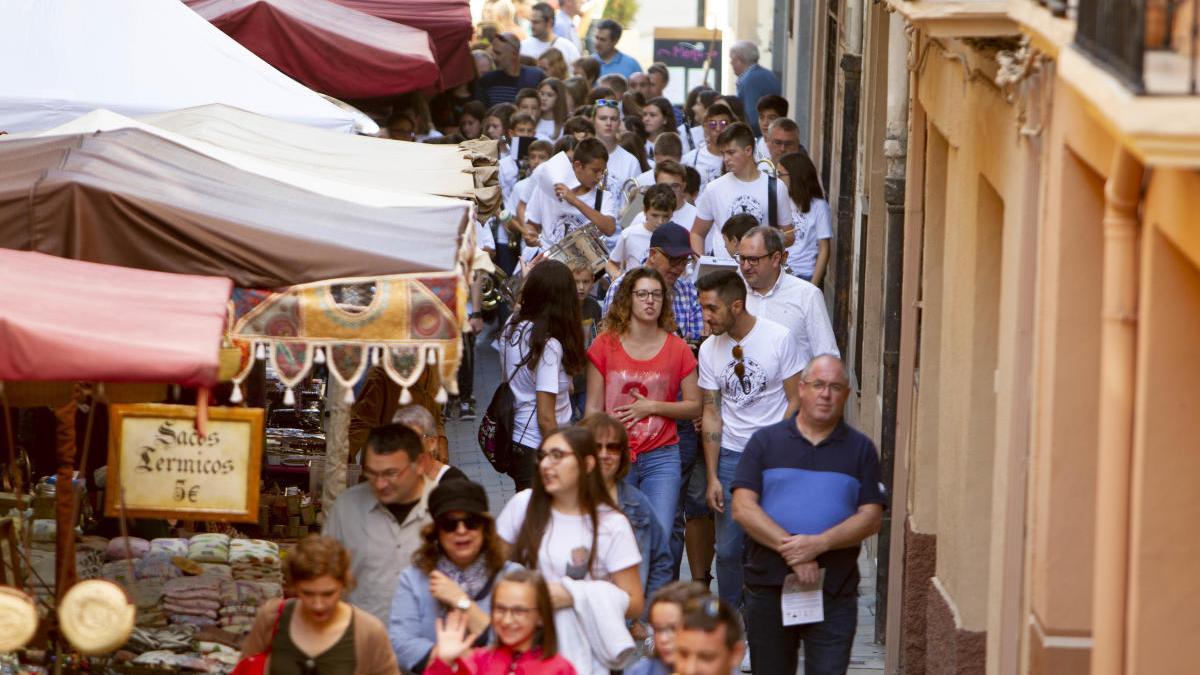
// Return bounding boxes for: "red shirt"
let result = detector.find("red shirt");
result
[587,331,697,459]
[425,646,577,675]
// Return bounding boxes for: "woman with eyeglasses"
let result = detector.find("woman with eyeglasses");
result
[578,413,673,641]
[500,260,587,491]
[584,267,701,539]
[240,536,399,675]
[495,427,644,621]
[388,479,521,673]
[425,569,576,674]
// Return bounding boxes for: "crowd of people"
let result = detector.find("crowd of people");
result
[235,9,886,675]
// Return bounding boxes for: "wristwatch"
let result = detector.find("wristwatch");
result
[455,596,471,611]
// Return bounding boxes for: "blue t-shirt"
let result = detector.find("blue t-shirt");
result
[594,49,643,78]
[474,66,546,107]
[731,416,887,593]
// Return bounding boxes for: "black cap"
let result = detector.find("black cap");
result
[428,478,490,519]
[649,221,694,258]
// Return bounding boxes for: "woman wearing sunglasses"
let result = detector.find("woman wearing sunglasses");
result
[496,427,644,623]
[388,479,521,674]
[681,101,736,198]
[584,267,700,539]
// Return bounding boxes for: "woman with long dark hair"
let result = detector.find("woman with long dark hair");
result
[585,267,699,535]
[496,426,644,621]
[536,78,569,140]
[640,97,675,159]
[501,260,587,490]
[619,131,651,173]
[389,479,522,673]
[777,151,833,285]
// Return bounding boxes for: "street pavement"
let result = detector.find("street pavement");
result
[445,334,884,673]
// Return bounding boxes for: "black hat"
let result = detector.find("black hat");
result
[428,478,490,519]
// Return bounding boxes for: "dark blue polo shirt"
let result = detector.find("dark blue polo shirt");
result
[731,416,887,594]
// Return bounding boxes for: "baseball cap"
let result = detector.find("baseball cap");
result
[649,222,693,258]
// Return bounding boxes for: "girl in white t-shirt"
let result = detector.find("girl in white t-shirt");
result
[501,260,587,491]
[536,78,568,141]
[777,151,833,285]
[496,426,645,622]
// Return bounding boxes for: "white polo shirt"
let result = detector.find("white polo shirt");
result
[743,271,840,368]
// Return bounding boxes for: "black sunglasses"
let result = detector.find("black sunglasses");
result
[436,513,487,532]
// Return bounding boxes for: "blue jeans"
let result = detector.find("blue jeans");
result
[670,420,707,578]
[744,584,858,674]
[714,448,746,611]
[624,444,681,537]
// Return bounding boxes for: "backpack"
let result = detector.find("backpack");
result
[478,379,517,475]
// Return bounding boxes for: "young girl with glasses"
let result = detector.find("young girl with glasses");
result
[426,569,576,674]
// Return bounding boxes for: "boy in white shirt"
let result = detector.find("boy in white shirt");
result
[524,138,619,252]
[607,184,677,277]
[504,139,554,265]
[499,112,538,211]
[690,121,794,261]
[753,94,788,162]
[635,133,683,187]
[682,102,736,194]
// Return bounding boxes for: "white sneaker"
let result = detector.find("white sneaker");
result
[740,645,752,672]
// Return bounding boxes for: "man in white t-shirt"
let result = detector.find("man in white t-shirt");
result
[691,121,793,261]
[737,226,839,368]
[525,139,619,254]
[682,102,735,194]
[520,2,581,63]
[695,269,802,613]
[635,132,683,187]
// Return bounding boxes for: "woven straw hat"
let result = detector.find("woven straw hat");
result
[58,580,135,655]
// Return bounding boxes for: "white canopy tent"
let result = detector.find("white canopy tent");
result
[0,0,373,135]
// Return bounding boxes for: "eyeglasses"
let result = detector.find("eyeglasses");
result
[362,462,414,483]
[632,289,664,302]
[436,513,487,533]
[651,247,691,267]
[537,447,570,464]
[493,603,536,620]
[595,441,624,456]
[594,99,620,109]
[732,345,750,395]
[705,119,730,130]
[804,380,849,394]
[735,252,773,267]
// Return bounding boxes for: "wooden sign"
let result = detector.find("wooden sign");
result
[105,404,263,522]
[652,27,723,101]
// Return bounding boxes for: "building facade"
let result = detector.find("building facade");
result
[781,0,1200,672]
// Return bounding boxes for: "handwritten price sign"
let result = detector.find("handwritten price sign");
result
[106,404,264,522]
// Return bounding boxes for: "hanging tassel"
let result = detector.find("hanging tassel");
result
[399,386,413,405]
[343,387,356,404]
[426,350,437,365]
[313,347,326,364]
[194,387,210,438]
[283,387,296,406]
[255,343,268,360]
[434,386,448,404]
[229,383,244,404]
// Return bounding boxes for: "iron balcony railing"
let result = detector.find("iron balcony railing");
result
[1073,0,1199,94]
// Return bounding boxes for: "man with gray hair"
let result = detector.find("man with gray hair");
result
[766,117,804,164]
[736,226,838,367]
[730,40,781,136]
[731,355,886,673]
[391,405,468,484]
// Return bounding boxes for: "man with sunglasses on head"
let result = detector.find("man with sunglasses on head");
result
[323,423,433,623]
[694,269,802,657]
[737,226,838,368]
[690,121,793,262]
[731,355,886,674]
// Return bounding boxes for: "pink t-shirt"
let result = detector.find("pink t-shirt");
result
[587,331,697,459]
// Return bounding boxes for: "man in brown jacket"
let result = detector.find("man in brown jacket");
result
[348,367,449,464]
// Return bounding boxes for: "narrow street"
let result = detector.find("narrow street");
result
[445,337,885,674]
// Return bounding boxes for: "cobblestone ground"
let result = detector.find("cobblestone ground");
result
[446,336,885,673]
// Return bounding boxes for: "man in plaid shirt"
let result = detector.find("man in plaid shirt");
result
[603,222,704,341]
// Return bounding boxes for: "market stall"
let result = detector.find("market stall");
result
[185,0,442,99]
[330,0,475,90]
[0,0,372,134]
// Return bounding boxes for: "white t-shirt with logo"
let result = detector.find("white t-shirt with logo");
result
[500,321,573,448]
[786,198,834,279]
[682,146,723,194]
[496,489,643,582]
[525,184,619,248]
[695,172,794,261]
[697,317,803,452]
[520,35,581,63]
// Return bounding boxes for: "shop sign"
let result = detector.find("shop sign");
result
[652,27,723,100]
[105,404,263,522]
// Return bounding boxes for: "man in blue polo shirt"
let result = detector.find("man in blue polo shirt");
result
[731,354,886,674]
[592,19,643,78]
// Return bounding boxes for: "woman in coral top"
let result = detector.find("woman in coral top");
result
[585,266,702,537]
[425,569,576,675]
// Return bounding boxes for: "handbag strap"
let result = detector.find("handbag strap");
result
[768,175,778,228]
[264,599,288,656]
